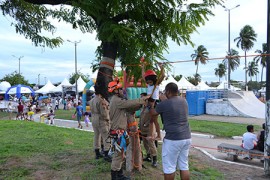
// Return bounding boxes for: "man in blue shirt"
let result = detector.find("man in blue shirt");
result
[74,102,83,129]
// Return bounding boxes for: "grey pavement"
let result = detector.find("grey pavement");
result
[190,114,265,126]
[32,112,264,169]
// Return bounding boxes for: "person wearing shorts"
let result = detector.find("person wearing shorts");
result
[150,82,191,180]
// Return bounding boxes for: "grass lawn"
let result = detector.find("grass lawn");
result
[54,109,75,120]
[0,120,223,179]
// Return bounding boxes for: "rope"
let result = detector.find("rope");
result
[129,130,142,169]
[94,53,269,80]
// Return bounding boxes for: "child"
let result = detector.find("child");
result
[27,108,35,121]
[242,125,258,150]
[141,58,165,140]
[47,109,55,125]
[84,112,90,127]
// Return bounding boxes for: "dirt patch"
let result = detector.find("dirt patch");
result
[1,148,269,179]
[189,148,269,180]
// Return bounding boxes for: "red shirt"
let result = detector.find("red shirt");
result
[18,104,24,112]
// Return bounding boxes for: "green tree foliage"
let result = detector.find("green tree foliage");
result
[214,63,226,83]
[222,48,240,84]
[187,74,201,86]
[69,71,90,85]
[0,71,30,86]
[234,25,257,87]
[190,45,209,76]
[173,74,182,82]
[246,60,259,81]
[1,0,223,98]
[254,43,267,88]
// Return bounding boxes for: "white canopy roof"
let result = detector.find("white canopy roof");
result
[0,81,11,91]
[159,76,179,91]
[177,77,196,90]
[196,81,212,90]
[35,80,56,94]
[216,81,241,91]
[73,76,86,92]
[50,78,72,92]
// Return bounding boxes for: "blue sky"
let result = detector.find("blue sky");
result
[0,0,267,85]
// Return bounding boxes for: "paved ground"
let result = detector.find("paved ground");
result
[32,112,265,169]
[190,114,265,126]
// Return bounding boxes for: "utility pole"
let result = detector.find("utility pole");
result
[12,55,24,75]
[265,0,270,176]
[38,74,40,86]
[67,40,81,103]
[222,5,240,89]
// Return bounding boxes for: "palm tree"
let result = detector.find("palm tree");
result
[215,63,226,83]
[234,25,257,90]
[222,48,240,83]
[246,60,259,81]
[191,45,209,76]
[187,74,201,86]
[254,43,267,88]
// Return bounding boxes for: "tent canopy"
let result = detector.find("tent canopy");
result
[5,84,35,99]
[50,78,72,93]
[216,81,241,91]
[35,80,56,94]
[0,81,11,92]
[196,81,212,90]
[159,76,179,91]
[73,76,86,92]
[177,77,195,90]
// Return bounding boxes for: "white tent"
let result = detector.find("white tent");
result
[159,76,179,91]
[35,80,56,94]
[74,76,86,92]
[50,78,72,93]
[196,81,212,90]
[177,77,196,90]
[0,81,11,94]
[216,81,241,91]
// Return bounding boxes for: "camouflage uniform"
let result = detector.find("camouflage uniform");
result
[139,106,158,166]
[109,95,146,171]
[89,95,111,161]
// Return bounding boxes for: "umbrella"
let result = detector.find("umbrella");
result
[38,96,49,100]
[5,84,35,100]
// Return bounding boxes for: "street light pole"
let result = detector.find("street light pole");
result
[38,74,40,86]
[12,55,24,75]
[67,40,81,103]
[223,5,240,89]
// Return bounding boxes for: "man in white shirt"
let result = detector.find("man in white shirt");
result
[242,125,258,150]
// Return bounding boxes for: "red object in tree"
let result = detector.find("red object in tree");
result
[144,69,157,78]
[140,56,145,62]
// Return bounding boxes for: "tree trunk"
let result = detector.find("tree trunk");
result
[261,67,264,89]
[195,63,199,76]
[95,42,118,100]
[245,51,247,90]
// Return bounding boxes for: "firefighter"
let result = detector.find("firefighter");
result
[89,90,111,162]
[108,80,149,180]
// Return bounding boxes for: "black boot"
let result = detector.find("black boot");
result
[155,140,158,148]
[111,170,117,180]
[117,169,130,180]
[95,149,103,159]
[152,156,158,167]
[104,150,112,162]
[101,144,105,155]
[143,154,151,162]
